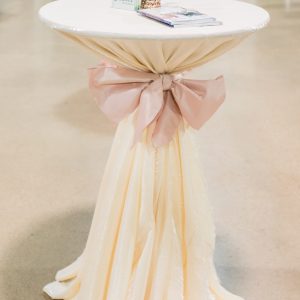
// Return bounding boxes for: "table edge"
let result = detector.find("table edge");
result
[38,2,270,40]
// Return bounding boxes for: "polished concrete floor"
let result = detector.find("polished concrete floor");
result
[0,1,300,299]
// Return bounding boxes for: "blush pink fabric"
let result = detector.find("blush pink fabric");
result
[89,62,226,147]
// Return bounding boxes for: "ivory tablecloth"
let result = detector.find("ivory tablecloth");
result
[39,1,269,299]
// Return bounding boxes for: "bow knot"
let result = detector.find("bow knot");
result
[160,74,173,91]
[89,62,226,147]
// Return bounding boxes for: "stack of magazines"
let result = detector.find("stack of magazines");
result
[138,6,222,28]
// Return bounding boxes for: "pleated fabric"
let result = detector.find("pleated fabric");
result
[43,34,247,300]
[57,34,247,74]
[44,117,244,300]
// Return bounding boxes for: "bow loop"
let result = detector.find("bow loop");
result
[89,62,226,147]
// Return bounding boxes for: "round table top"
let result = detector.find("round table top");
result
[39,0,270,40]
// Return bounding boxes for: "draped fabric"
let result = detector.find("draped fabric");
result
[58,33,246,73]
[43,34,246,300]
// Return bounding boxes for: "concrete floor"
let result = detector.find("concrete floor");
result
[0,0,299,299]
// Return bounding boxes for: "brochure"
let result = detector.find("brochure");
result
[138,6,222,27]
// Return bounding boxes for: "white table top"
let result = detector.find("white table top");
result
[39,0,270,40]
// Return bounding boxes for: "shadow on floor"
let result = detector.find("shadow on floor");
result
[1,208,94,300]
[54,89,116,136]
[214,235,248,297]
[1,206,247,300]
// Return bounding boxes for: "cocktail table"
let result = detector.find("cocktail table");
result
[39,1,269,299]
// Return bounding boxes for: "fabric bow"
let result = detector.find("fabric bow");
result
[89,62,226,147]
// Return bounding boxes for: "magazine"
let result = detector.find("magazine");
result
[138,6,222,27]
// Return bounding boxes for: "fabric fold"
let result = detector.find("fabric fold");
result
[43,115,244,300]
